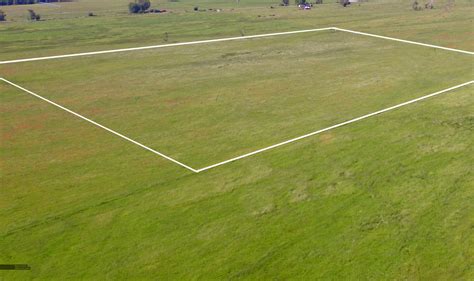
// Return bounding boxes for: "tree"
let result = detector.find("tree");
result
[412,0,422,10]
[128,2,141,13]
[0,10,6,21]
[128,0,151,13]
[27,9,40,21]
[340,0,350,7]
[138,0,150,11]
[425,0,434,9]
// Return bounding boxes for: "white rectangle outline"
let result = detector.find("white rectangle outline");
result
[1,27,473,173]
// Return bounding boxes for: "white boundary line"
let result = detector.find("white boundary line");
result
[0,27,333,65]
[334,27,474,55]
[2,78,471,173]
[1,26,473,65]
[0,77,199,173]
[1,27,473,172]
[195,81,474,172]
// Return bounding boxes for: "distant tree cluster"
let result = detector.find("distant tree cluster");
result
[0,7,41,21]
[0,0,72,6]
[412,0,435,10]
[0,0,36,5]
[128,0,151,13]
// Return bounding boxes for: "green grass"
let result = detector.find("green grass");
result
[1,0,473,280]
[2,29,472,167]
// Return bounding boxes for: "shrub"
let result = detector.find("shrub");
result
[340,0,350,7]
[128,0,151,13]
[0,10,6,21]
[138,0,150,11]
[412,0,422,10]
[27,9,40,21]
[425,0,434,9]
[128,2,141,13]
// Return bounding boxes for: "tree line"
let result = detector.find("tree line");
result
[0,0,72,6]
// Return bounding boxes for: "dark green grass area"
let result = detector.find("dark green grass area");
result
[1,0,473,280]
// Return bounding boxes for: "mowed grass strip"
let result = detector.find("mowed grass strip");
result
[2,30,472,167]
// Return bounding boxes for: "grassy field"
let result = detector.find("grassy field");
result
[1,0,473,280]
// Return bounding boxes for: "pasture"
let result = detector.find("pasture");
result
[1,0,473,279]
